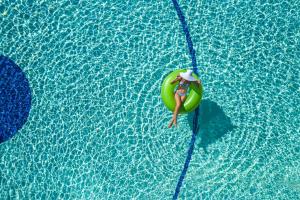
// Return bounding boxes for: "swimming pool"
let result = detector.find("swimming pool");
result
[1,0,299,199]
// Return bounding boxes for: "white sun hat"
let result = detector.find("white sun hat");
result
[180,69,196,81]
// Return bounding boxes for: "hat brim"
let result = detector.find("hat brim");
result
[180,72,196,81]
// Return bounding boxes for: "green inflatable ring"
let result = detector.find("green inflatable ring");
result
[161,69,203,114]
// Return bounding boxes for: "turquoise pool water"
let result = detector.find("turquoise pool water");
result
[1,0,299,199]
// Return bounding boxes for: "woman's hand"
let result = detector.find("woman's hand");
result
[196,80,202,85]
[170,76,181,84]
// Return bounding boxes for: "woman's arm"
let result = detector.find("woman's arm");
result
[170,75,181,84]
[194,79,202,87]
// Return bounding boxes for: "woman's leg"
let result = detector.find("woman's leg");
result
[168,94,187,127]
[172,92,182,126]
[168,92,182,128]
[180,95,187,103]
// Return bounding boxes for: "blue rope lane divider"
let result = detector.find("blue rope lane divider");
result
[171,0,198,75]
[171,0,200,199]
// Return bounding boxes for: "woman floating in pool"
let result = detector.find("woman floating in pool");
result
[168,70,201,128]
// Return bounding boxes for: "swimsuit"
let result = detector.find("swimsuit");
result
[175,80,190,96]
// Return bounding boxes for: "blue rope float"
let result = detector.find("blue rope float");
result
[170,0,200,199]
